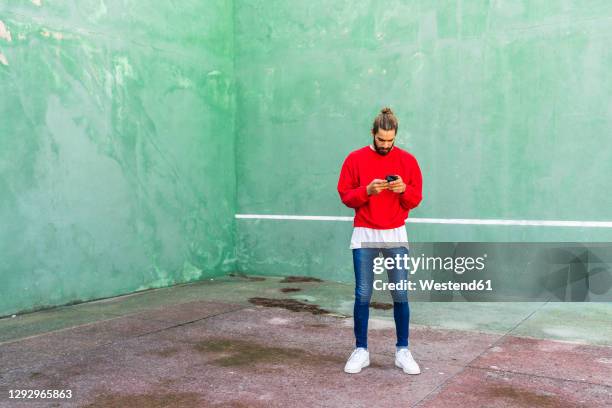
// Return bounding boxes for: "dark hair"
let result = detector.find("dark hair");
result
[372,107,398,135]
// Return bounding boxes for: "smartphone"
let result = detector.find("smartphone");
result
[385,175,398,183]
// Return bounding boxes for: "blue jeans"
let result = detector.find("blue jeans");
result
[352,247,410,349]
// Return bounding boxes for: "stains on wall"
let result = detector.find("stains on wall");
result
[0,20,10,66]
[40,29,64,40]
[0,20,12,42]
[0,1,237,316]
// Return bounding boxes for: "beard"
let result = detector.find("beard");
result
[374,141,394,156]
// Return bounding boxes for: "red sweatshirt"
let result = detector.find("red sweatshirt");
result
[337,145,423,229]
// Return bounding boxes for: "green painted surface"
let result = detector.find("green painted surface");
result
[2,1,612,316]
[234,1,612,277]
[0,1,236,316]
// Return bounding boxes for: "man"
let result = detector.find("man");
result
[337,107,423,374]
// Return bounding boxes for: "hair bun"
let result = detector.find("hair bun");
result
[381,107,393,115]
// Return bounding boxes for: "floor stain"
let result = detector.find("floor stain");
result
[194,338,344,368]
[156,377,180,389]
[280,276,323,283]
[27,359,94,388]
[147,346,181,358]
[370,302,393,310]
[209,402,268,408]
[305,323,329,328]
[248,297,330,315]
[280,287,302,293]
[81,391,203,408]
[229,273,266,282]
[484,384,584,408]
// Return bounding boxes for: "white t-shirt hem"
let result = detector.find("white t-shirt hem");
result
[350,225,409,249]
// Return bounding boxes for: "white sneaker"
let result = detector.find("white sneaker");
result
[344,348,370,374]
[395,349,421,374]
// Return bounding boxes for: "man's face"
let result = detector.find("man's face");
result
[372,128,396,155]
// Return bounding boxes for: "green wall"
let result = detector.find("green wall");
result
[234,1,612,280]
[3,1,612,316]
[0,1,236,316]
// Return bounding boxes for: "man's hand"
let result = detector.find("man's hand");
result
[366,179,389,196]
[388,175,406,193]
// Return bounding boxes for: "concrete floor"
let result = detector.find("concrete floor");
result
[0,274,610,407]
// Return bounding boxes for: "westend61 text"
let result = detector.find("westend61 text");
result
[373,279,493,291]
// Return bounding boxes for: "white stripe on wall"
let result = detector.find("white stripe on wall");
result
[235,214,612,228]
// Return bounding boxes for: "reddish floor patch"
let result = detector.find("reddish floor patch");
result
[483,384,578,408]
[81,391,203,408]
[305,323,329,328]
[147,346,181,358]
[471,335,612,386]
[421,367,610,408]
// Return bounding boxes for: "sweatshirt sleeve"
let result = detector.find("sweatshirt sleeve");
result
[399,156,423,211]
[337,154,370,209]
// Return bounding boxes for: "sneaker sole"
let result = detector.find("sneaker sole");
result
[344,359,370,374]
[395,360,421,375]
